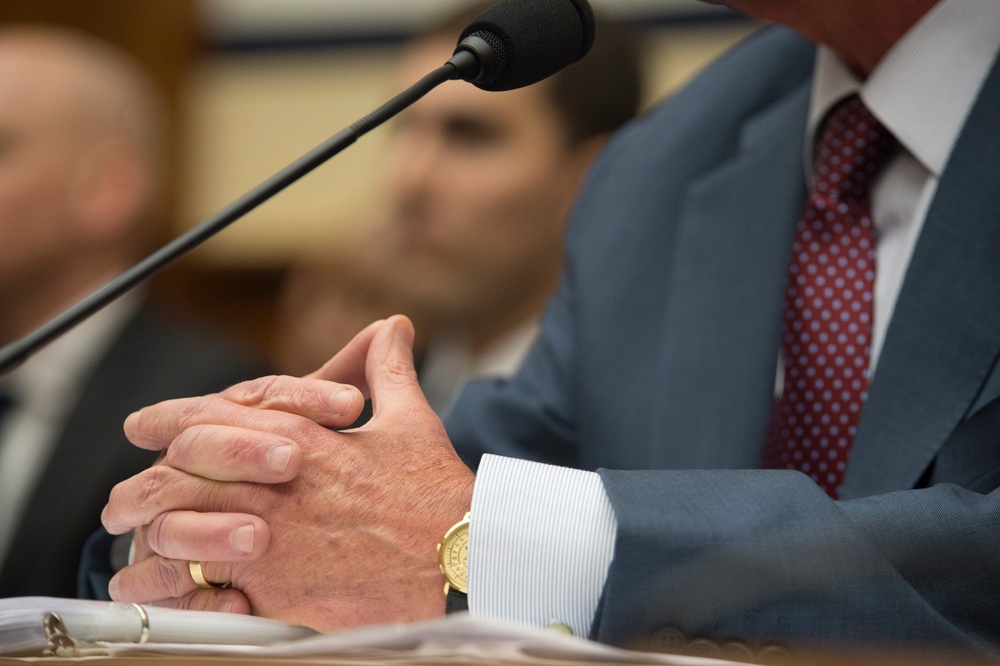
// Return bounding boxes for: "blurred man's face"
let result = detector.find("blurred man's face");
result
[0,46,82,290]
[384,37,592,330]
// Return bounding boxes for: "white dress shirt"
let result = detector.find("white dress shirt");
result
[420,319,540,418]
[466,0,1000,637]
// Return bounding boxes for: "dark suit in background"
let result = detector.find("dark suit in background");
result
[448,26,1000,654]
[0,305,264,598]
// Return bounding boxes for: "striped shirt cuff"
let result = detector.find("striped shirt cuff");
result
[468,454,617,637]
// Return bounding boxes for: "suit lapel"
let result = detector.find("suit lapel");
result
[654,82,811,469]
[842,58,1000,498]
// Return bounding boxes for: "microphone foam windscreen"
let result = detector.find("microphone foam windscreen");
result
[458,0,596,92]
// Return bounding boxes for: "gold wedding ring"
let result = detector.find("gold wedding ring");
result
[188,560,223,590]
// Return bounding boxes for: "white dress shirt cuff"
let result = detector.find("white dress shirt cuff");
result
[468,454,617,637]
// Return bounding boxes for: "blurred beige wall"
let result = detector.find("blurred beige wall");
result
[179,19,760,266]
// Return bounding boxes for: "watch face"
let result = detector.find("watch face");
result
[440,522,470,593]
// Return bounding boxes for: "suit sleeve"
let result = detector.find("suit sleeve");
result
[594,468,1000,660]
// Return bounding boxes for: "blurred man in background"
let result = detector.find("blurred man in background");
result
[0,26,263,598]
[274,2,643,416]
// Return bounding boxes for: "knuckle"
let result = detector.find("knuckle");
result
[135,466,170,510]
[128,466,181,525]
[294,381,340,418]
[107,466,172,530]
[226,429,273,467]
[384,357,417,386]
[175,395,219,431]
[171,423,267,471]
[284,418,325,453]
[228,375,283,406]
[386,355,415,378]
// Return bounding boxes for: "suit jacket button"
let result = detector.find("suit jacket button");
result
[720,640,756,662]
[649,626,686,652]
[545,622,573,635]
[685,638,721,658]
[758,644,793,664]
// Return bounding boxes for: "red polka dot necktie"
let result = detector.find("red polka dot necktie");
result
[761,95,897,498]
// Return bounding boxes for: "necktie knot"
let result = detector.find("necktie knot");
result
[812,95,896,205]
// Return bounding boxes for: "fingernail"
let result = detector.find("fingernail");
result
[230,524,255,555]
[267,443,292,474]
[108,575,121,600]
[328,388,356,416]
[222,599,234,614]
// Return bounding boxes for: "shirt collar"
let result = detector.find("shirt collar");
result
[808,0,1000,177]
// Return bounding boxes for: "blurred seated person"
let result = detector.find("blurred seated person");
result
[272,2,644,416]
[0,26,264,598]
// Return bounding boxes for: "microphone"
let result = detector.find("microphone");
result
[453,0,595,91]
[0,0,595,374]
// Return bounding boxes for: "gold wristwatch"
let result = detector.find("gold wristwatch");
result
[437,512,470,613]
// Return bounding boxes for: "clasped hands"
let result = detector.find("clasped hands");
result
[100,315,475,631]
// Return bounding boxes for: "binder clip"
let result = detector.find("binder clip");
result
[40,603,149,656]
[42,612,79,657]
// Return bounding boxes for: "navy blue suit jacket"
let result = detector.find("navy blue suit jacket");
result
[447,27,1000,658]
